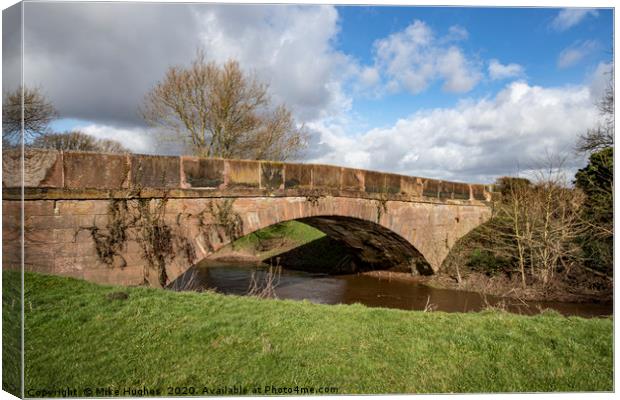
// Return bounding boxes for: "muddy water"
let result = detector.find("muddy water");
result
[170,261,612,318]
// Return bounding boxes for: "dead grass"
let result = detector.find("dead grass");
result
[421,271,611,303]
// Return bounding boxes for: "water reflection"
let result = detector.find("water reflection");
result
[169,261,612,318]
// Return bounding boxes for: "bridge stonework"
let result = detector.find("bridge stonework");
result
[2,149,494,287]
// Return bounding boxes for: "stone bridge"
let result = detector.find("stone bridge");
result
[2,149,494,287]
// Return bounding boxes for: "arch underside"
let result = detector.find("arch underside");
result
[296,216,433,275]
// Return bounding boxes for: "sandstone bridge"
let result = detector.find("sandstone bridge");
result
[2,149,494,287]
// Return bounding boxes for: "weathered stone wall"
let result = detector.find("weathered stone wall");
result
[2,149,494,200]
[2,149,494,286]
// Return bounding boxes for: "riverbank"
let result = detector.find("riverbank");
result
[419,272,613,304]
[362,270,613,304]
[6,271,613,395]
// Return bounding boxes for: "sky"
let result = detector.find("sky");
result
[2,1,614,183]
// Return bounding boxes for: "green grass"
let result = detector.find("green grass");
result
[17,271,613,395]
[231,220,325,257]
[2,270,22,397]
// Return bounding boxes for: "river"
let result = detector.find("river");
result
[169,261,612,318]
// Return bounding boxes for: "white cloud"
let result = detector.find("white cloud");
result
[557,40,599,68]
[307,80,601,183]
[551,8,598,31]
[437,47,482,92]
[195,5,354,122]
[372,20,481,95]
[77,124,158,154]
[358,66,381,88]
[446,25,469,41]
[587,61,613,100]
[488,59,525,80]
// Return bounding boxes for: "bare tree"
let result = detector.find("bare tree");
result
[2,86,58,145]
[31,131,128,153]
[96,137,129,154]
[490,168,586,288]
[460,159,586,290]
[141,50,308,160]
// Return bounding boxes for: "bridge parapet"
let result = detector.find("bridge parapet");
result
[2,149,493,203]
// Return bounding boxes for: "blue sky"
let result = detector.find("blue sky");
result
[8,2,614,182]
[335,6,612,129]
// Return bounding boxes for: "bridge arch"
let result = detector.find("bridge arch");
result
[166,195,488,283]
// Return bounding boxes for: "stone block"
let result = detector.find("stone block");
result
[131,154,180,188]
[55,256,88,274]
[25,227,56,244]
[63,152,129,189]
[181,157,225,188]
[385,173,401,194]
[313,164,341,189]
[439,182,453,199]
[23,200,56,216]
[472,184,486,201]
[3,245,21,264]
[24,245,55,269]
[26,215,78,230]
[400,176,422,197]
[453,183,470,200]
[56,200,95,215]
[3,149,63,188]
[3,226,20,242]
[284,163,311,189]
[422,179,440,198]
[365,171,385,193]
[53,242,99,258]
[261,162,284,190]
[54,228,79,243]
[341,168,363,191]
[2,200,20,216]
[226,160,260,188]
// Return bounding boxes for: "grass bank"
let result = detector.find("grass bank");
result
[214,221,366,273]
[13,271,614,395]
[219,220,324,260]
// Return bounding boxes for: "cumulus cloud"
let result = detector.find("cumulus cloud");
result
[307,80,600,183]
[195,4,354,122]
[372,20,481,94]
[557,40,599,68]
[551,8,598,31]
[437,47,482,92]
[488,59,525,80]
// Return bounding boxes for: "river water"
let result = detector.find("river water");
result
[170,261,612,318]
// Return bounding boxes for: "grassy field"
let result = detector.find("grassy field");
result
[7,271,614,395]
